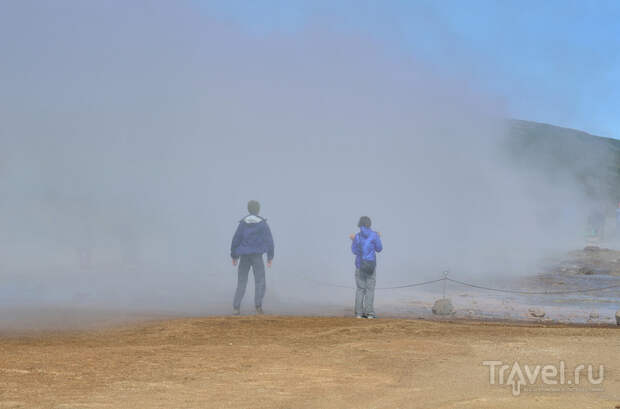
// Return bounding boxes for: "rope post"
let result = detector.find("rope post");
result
[432,270,455,316]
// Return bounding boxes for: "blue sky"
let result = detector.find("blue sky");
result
[200,0,620,138]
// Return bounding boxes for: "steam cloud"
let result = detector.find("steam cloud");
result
[0,2,605,314]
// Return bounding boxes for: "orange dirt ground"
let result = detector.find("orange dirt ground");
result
[0,315,618,408]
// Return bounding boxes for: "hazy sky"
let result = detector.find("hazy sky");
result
[202,0,620,139]
[3,1,618,137]
[0,1,613,313]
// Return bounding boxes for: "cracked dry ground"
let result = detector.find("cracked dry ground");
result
[0,316,618,408]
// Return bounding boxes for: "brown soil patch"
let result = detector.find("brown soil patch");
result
[0,316,618,408]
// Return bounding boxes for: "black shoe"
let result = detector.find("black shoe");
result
[256,307,264,315]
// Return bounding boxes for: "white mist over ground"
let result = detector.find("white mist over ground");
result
[0,2,603,316]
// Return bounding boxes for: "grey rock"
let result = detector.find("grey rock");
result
[528,308,546,318]
[432,298,455,316]
[616,311,620,326]
[589,312,600,320]
[578,265,611,275]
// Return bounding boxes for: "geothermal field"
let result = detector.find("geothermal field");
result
[1,246,619,408]
[0,314,618,408]
[2,2,620,408]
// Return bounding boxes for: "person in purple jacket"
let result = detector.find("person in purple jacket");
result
[230,200,274,315]
[350,216,383,319]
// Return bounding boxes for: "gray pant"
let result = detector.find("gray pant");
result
[355,266,376,316]
[233,254,266,310]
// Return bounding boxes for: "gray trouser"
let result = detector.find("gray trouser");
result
[233,254,266,310]
[355,266,376,316]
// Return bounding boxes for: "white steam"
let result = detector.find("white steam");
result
[0,2,605,313]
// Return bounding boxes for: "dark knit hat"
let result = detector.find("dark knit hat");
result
[358,216,371,228]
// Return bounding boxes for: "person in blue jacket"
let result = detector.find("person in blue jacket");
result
[230,200,274,315]
[350,216,383,319]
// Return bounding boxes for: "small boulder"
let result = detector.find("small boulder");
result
[528,308,546,318]
[589,312,600,320]
[616,311,620,326]
[432,298,455,316]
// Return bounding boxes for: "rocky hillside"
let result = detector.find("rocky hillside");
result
[506,119,620,206]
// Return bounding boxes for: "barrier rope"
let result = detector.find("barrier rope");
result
[306,274,620,295]
[306,277,445,290]
[377,278,446,290]
[445,277,620,295]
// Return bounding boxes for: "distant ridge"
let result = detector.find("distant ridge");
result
[505,119,620,205]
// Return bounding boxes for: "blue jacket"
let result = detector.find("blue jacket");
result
[231,215,275,260]
[351,226,383,268]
